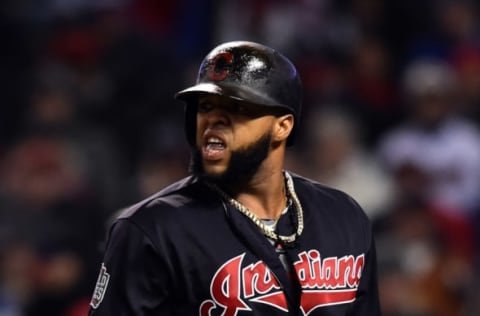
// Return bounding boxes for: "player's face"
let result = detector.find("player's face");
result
[192,95,281,183]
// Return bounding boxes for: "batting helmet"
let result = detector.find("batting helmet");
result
[175,41,302,146]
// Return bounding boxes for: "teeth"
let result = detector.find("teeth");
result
[205,136,225,151]
[207,137,223,144]
[206,143,225,151]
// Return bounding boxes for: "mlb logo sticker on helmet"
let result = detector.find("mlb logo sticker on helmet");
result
[90,263,110,309]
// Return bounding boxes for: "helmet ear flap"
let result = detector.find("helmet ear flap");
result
[183,98,198,146]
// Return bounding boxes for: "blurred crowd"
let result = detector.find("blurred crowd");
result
[0,0,479,315]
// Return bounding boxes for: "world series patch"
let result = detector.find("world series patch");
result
[90,263,110,309]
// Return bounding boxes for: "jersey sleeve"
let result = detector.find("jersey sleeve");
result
[88,218,170,315]
[350,231,382,316]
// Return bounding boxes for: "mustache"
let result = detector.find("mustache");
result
[189,132,272,187]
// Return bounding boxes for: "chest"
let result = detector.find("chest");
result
[159,207,367,316]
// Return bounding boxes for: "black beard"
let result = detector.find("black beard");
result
[190,132,272,188]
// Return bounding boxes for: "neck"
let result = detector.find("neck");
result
[208,170,304,244]
[230,169,287,220]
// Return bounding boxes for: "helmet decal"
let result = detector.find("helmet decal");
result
[206,52,234,81]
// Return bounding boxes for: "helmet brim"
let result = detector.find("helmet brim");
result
[175,83,283,110]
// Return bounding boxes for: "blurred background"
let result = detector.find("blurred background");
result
[0,0,479,315]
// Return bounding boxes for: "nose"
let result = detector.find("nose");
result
[202,105,230,127]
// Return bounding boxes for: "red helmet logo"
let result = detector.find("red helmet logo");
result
[207,52,234,81]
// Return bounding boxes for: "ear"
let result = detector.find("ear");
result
[273,114,294,143]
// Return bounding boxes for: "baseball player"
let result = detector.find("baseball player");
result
[88,41,382,315]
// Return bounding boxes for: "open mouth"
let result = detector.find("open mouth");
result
[205,136,225,151]
[202,135,227,160]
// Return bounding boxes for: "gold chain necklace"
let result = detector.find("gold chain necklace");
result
[207,171,304,244]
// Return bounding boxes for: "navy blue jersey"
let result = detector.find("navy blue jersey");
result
[89,173,381,315]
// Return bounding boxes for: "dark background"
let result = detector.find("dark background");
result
[0,0,479,315]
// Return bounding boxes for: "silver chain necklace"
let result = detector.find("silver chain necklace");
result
[207,171,304,244]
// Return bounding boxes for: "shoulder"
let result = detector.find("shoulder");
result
[290,172,370,226]
[112,176,219,227]
[291,172,361,209]
[290,173,375,252]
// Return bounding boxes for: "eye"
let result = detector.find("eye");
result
[198,102,214,113]
[233,103,247,114]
